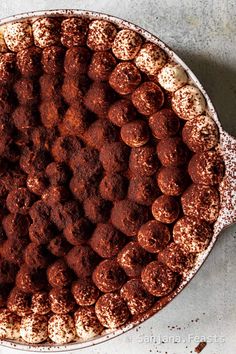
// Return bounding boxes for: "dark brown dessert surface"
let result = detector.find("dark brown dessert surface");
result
[0,14,224,341]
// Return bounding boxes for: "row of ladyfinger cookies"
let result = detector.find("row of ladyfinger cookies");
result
[0,16,207,121]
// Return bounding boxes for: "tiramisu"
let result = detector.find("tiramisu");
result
[0,14,223,345]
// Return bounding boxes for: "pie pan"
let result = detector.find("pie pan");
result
[0,8,235,352]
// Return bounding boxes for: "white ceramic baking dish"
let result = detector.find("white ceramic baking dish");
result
[0,9,235,352]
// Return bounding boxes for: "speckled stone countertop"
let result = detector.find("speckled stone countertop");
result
[0,1,235,354]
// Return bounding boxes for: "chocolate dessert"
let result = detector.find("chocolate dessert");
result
[0,14,223,345]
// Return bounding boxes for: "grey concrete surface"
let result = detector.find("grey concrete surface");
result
[0,1,235,354]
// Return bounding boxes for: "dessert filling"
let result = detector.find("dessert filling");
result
[0,15,223,344]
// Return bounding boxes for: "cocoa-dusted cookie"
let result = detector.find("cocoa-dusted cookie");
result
[61,75,89,104]
[152,195,180,224]
[2,213,30,239]
[40,99,66,129]
[182,115,219,152]
[128,175,160,206]
[112,29,142,60]
[71,279,100,306]
[90,223,126,258]
[63,217,93,245]
[1,238,28,266]
[45,162,69,186]
[100,142,130,173]
[138,220,171,253]
[87,20,117,51]
[20,314,48,344]
[14,78,39,105]
[41,45,65,74]
[39,74,62,102]
[7,287,31,316]
[83,195,111,223]
[84,81,116,118]
[69,175,98,202]
[95,292,130,328]
[69,146,102,178]
[24,243,51,269]
[64,46,91,75]
[66,245,99,278]
[99,173,128,201]
[84,119,119,150]
[48,314,76,344]
[149,108,180,139]
[41,186,69,207]
[31,292,50,315]
[29,221,55,245]
[51,135,82,163]
[62,102,88,135]
[135,42,166,75]
[109,62,141,95]
[0,53,17,85]
[129,144,159,176]
[158,243,195,274]
[181,183,220,223]
[111,200,149,236]
[6,187,34,214]
[141,261,177,297]
[19,147,51,174]
[49,288,75,314]
[121,120,150,147]
[74,306,103,340]
[92,259,126,292]
[117,241,151,277]
[158,62,188,92]
[0,307,20,339]
[132,82,164,116]
[120,279,155,315]
[157,166,190,196]
[31,125,58,151]
[172,85,206,120]
[29,200,50,224]
[188,150,224,185]
[15,265,46,294]
[108,98,137,127]
[32,18,61,48]
[61,17,88,47]
[88,51,117,81]
[16,46,42,77]
[47,259,73,288]
[157,137,189,167]
[173,216,213,253]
